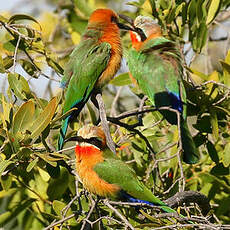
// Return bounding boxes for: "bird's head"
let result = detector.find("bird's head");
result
[88,9,133,31]
[133,16,161,39]
[119,14,161,49]
[76,125,106,150]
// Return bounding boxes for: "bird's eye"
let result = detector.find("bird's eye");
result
[111,15,118,23]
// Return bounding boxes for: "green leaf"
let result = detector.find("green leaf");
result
[53,200,73,217]
[12,100,35,135]
[210,163,229,176]
[0,212,11,225]
[29,97,57,140]
[223,143,230,167]
[0,56,5,73]
[1,174,12,190]
[53,200,66,216]
[3,41,15,52]
[35,153,60,167]
[210,109,219,140]
[206,0,221,24]
[47,168,69,200]
[0,198,36,226]
[0,15,8,23]
[46,57,64,75]
[68,10,88,34]
[26,157,39,172]
[207,141,219,163]
[8,73,31,100]
[8,14,42,30]
[188,68,209,80]
[220,59,230,86]
[193,22,208,52]
[0,160,12,176]
[3,56,14,70]
[110,73,132,86]
[0,188,17,199]
[74,0,93,17]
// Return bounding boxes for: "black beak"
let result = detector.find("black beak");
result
[115,14,135,31]
[116,22,135,31]
[118,14,147,41]
[118,14,134,27]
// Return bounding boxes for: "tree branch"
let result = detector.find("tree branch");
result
[164,191,211,216]
[96,93,116,154]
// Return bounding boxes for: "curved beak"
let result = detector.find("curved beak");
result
[119,14,147,41]
[116,14,135,31]
[118,14,134,27]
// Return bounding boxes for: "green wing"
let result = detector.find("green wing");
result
[93,149,165,206]
[128,37,186,118]
[58,39,111,150]
[62,40,111,113]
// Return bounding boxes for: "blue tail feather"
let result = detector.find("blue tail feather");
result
[58,116,70,150]
[168,91,183,113]
[120,191,156,206]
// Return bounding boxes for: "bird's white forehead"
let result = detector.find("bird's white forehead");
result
[77,126,97,139]
[134,15,157,28]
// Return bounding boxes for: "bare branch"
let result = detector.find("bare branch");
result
[165,191,211,216]
[96,93,116,154]
[104,199,135,230]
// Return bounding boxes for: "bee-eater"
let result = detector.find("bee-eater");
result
[126,16,199,164]
[58,9,131,150]
[74,125,177,213]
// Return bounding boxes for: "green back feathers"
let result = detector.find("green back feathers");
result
[62,40,111,114]
[94,148,167,206]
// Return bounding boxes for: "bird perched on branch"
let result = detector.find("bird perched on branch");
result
[74,125,177,213]
[124,15,199,164]
[58,9,132,150]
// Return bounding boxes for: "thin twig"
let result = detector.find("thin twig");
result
[13,35,21,73]
[80,194,96,230]
[104,199,135,230]
[44,214,75,230]
[96,93,116,154]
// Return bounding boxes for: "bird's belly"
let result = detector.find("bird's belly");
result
[76,162,120,198]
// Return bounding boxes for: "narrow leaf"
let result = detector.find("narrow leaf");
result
[8,73,31,100]
[26,157,39,172]
[210,109,219,141]
[8,14,42,30]
[206,0,221,24]
[12,100,35,134]
[0,160,12,176]
[110,73,132,86]
[223,143,230,167]
[29,97,57,139]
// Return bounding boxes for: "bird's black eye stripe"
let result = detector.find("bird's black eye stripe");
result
[135,27,147,41]
[88,137,103,149]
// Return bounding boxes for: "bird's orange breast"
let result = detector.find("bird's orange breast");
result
[75,145,120,197]
[96,24,122,87]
